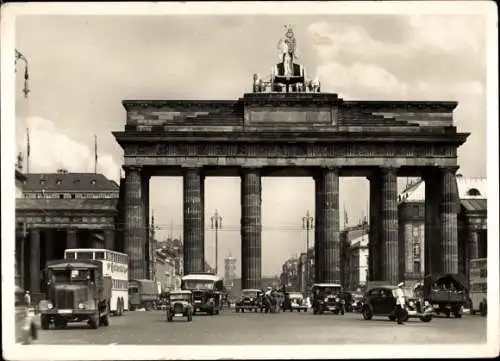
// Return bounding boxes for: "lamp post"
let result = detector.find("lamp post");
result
[302,210,314,290]
[210,209,223,275]
[15,49,30,98]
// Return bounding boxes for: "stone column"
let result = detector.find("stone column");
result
[66,228,78,249]
[314,173,324,284]
[142,174,150,278]
[29,229,41,293]
[469,229,479,260]
[424,169,441,275]
[379,167,399,284]
[368,173,382,281]
[104,229,115,251]
[183,167,205,275]
[314,167,340,284]
[439,167,459,274]
[124,166,146,280]
[44,229,53,265]
[240,168,262,289]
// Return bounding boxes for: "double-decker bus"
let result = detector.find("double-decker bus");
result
[469,258,487,316]
[64,248,128,316]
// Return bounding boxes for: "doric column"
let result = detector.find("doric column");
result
[240,167,262,289]
[104,229,115,251]
[124,166,146,280]
[368,172,382,281]
[424,169,441,275]
[314,173,323,284]
[183,167,205,275]
[142,174,150,278]
[379,167,399,284]
[314,167,341,284]
[66,228,78,249]
[439,166,460,274]
[469,229,479,260]
[30,229,41,293]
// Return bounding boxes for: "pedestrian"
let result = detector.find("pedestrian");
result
[24,290,31,308]
[394,282,406,325]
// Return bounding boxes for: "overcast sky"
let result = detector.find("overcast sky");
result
[15,13,486,276]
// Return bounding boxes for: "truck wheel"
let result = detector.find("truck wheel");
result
[420,315,433,322]
[100,303,110,326]
[41,315,50,330]
[89,313,99,329]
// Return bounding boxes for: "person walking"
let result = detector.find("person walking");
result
[24,291,31,308]
[394,282,406,325]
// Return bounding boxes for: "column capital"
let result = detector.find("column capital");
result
[122,165,142,173]
[440,165,460,174]
[379,166,399,176]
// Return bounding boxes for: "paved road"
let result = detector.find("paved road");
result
[33,309,487,345]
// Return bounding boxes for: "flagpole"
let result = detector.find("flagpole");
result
[94,135,98,174]
[26,128,30,174]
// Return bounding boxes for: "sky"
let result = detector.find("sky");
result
[14,13,487,277]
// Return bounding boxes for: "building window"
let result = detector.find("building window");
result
[59,194,64,199]
[56,179,62,185]
[40,179,46,185]
[71,193,76,199]
[467,188,481,196]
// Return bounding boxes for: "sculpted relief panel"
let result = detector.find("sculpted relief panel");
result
[124,142,456,158]
[245,107,332,124]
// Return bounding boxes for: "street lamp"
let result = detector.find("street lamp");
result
[15,49,30,98]
[302,210,314,290]
[210,209,223,275]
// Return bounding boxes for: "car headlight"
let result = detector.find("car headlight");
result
[47,303,53,310]
[208,298,214,303]
[409,301,415,307]
[78,303,85,309]
[335,298,340,302]
[324,297,328,302]
[424,300,430,306]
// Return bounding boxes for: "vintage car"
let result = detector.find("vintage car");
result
[166,290,194,322]
[181,274,223,315]
[424,273,468,318]
[361,284,433,323]
[15,286,38,344]
[311,283,345,315]
[235,289,262,313]
[288,292,308,312]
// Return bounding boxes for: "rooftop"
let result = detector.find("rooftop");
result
[398,175,487,203]
[23,172,119,192]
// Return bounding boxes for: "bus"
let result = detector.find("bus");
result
[469,258,487,316]
[64,248,128,316]
[181,273,224,315]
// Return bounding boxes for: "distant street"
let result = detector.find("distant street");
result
[33,309,487,345]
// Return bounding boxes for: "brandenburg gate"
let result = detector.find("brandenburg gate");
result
[113,28,468,289]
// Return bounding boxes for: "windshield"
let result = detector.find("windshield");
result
[242,291,259,297]
[317,287,341,294]
[170,294,190,302]
[49,269,92,283]
[183,280,214,290]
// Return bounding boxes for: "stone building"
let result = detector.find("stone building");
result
[348,233,369,290]
[298,248,315,293]
[340,222,369,289]
[15,170,120,293]
[398,175,487,283]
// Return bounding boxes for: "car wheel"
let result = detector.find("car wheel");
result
[389,315,396,321]
[420,315,432,322]
[445,310,451,318]
[304,308,307,312]
[41,315,50,330]
[54,318,67,329]
[454,312,462,318]
[333,309,339,315]
[362,306,373,320]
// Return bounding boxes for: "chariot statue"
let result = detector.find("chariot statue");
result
[253,26,321,93]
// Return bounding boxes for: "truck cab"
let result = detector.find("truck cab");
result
[39,260,111,330]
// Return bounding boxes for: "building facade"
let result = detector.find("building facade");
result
[348,233,369,290]
[398,175,487,283]
[280,257,299,291]
[340,223,369,289]
[15,170,120,294]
